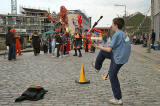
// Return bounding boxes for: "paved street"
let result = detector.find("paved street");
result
[0,46,160,106]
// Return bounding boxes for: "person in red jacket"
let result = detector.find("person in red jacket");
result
[15,32,22,55]
[66,33,70,54]
[11,29,22,56]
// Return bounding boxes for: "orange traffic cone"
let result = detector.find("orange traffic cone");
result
[75,64,90,84]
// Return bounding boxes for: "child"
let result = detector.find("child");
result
[92,18,131,105]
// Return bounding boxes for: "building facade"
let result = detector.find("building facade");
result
[152,0,160,42]
[0,8,91,50]
[68,10,91,34]
[0,7,58,50]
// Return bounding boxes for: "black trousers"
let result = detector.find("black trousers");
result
[152,39,155,45]
[63,44,66,55]
[34,47,40,56]
[91,46,95,53]
[43,45,48,53]
[57,44,61,57]
[85,41,88,52]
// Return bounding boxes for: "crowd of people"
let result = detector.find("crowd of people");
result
[5,26,99,61]
[31,27,97,58]
[132,30,156,47]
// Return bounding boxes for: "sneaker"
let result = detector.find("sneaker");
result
[91,61,100,73]
[108,98,123,105]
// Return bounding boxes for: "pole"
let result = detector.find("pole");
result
[124,5,126,31]
[114,4,126,31]
[147,0,153,53]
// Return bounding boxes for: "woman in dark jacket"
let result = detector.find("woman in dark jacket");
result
[32,32,41,56]
[55,33,62,57]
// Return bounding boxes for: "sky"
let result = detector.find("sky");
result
[0,0,151,27]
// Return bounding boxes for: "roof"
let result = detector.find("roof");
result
[21,7,48,14]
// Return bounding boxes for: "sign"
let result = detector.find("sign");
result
[91,37,102,40]
[15,29,26,33]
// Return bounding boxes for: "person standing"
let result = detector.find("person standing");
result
[83,29,89,52]
[32,32,41,56]
[61,33,67,55]
[103,34,107,44]
[66,33,71,54]
[90,40,96,53]
[47,34,52,54]
[73,28,82,57]
[42,34,48,54]
[14,32,22,56]
[92,18,131,105]
[151,29,156,45]
[55,33,62,57]
[51,34,56,57]
[6,27,16,61]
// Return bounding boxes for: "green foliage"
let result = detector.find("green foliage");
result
[126,12,151,34]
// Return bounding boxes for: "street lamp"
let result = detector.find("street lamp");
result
[114,4,126,18]
[114,4,127,30]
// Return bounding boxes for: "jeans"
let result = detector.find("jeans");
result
[95,50,123,100]
[8,44,16,60]
[95,50,111,70]
[51,40,56,54]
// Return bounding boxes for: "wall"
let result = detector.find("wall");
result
[153,0,160,15]
[0,34,6,50]
[68,14,91,35]
[153,0,160,41]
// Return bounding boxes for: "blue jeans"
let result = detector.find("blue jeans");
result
[8,44,16,60]
[51,40,56,54]
[95,50,123,100]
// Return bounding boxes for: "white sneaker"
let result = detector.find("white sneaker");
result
[108,98,123,105]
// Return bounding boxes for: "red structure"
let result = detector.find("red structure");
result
[95,27,110,35]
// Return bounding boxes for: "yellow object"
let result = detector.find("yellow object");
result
[75,64,90,84]
[29,36,31,41]
[99,33,103,37]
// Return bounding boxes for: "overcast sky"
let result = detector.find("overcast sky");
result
[0,0,151,27]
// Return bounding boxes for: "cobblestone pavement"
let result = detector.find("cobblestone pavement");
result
[0,47,160,106]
